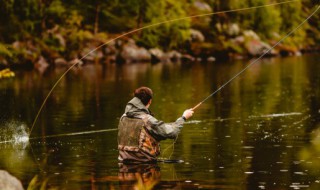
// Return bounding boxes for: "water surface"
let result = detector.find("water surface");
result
[0,55,320,189]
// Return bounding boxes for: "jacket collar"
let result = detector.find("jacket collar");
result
[125,97,151,117]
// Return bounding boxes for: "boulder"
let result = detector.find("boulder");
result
[242,30,277,56]
[167,50,182,62]
[0,170,24,190]
[118,39,151,63]
[149,48,165,63]
[245,40,274,56]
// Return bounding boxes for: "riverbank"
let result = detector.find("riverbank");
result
[1,1,319,71]
[0,30,319,73]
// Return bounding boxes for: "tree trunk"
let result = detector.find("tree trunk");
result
[94,4,101,34]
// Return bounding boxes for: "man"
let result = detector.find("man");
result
[118,86,194,163]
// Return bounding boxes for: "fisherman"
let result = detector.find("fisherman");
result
[118,86,194,163]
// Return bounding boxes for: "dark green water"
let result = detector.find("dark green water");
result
[0,54,320,189]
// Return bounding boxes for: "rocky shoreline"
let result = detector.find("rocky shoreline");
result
[0,28,319,73]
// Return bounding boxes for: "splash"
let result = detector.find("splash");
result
[0,121,30,147]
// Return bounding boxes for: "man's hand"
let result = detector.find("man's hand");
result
[182,109,194,120]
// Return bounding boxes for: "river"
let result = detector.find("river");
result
[0,54,320,189]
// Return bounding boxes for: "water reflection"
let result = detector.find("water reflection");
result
[118,163,161,190]
[0,55,320,189]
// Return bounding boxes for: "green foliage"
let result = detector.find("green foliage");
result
[46,0,67,26]
[239,0,282,39]
[0,43,13,58]
[137,0,191,50]
[0,0,319,65]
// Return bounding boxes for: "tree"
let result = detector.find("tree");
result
[136,0,191,50]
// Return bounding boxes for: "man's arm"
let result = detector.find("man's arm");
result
[143,109,194,141]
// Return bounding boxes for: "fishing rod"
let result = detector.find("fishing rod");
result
[29,0,299,134]
[192,5,320,111]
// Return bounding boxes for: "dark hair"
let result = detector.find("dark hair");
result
[134,87,153,105]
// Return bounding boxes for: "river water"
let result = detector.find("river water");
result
[0,54,320,189]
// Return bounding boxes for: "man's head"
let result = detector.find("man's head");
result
[134,86,153,106]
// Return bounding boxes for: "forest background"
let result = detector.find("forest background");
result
[0,0,319,69]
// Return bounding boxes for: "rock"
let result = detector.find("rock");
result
[81,46,104,62]
[68,58,83,66]
[243,30,260,41]
[104,41,117,55]
[227,23,240,36]
[167,50,182,62]
[0,58,8,66]
[54,58,68,66]
[54,33,66,48]
[242,30,277,56]
[34,56,49,73]
[12,41,22,49]
[193,1,212,12]
[190,29,205,42]
[276,44,300,56]
[245,40,274,56]
[191,1,212,25]
[149,48,164,63]
[207,56,216,62]
[119,40,151,63]
[0,170,24,190]
[181,54,195,62]
[230,36,245,45]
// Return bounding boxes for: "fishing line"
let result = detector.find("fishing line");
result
[30,0,298,135]
[30,128,118,140]
[0,128,117,144]
[167,4,320,158]
[192,5,320,111]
